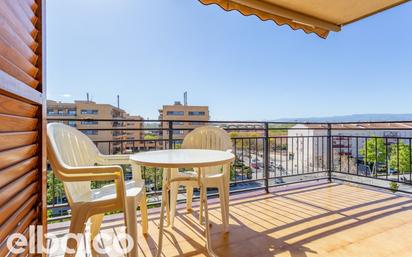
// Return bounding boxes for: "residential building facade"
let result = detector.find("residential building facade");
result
[47,100,143,154]
[159,101,210,145]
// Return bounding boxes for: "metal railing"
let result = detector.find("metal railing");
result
[46,118,412,222]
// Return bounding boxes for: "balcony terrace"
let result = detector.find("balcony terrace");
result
[48,182,412,257]
[43,118,412,257]
[1,1,411,256]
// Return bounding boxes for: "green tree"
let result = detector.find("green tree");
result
[47,171,65,205]
[389,141,411,174]
[144,134,159,140]
[229,132,262,150]
[360,137,387,164]
[141,167,163,191]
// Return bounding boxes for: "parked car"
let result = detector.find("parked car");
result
[358,164,371,176]
[274,178,285,184]
[388,168,397,175]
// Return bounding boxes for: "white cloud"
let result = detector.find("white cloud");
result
[60,94,72,98]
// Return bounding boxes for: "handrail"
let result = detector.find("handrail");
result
[45,117,412,222]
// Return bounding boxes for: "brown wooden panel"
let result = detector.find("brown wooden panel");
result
[0,144,37,170]
[34,0,47,245]
[0,55,39,88]
[0,209,37,257]
[0,2,37,51]
[0,195,36,243]
[4,0,38,39]
[0,94,38,117]
[0,71,42,105]
[0,132,38,152]
[0,169,37,206]
[0,114,38,132]
[0,0,44,253]
[0,16,38,65]
[17,0,38,25]
[0,35,38,76]
[0,182,37,225]
[25,0,38,13]
[0,157,37,189]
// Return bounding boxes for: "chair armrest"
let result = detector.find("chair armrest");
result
[63,172,121,182]
[62,165,128,213]
[57,165,124,182]
[96,154,145,182]
[64,165,124,174]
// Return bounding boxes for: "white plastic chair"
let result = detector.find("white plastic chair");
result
[169,126,233,231]
[47,123,148,257]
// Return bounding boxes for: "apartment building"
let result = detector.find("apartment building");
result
[159,101,210,145]
[47,100,143,154]
[287,123,412,172]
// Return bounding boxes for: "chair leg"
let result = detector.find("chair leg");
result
[65,210,87,257]
[170,182,179,227]
[126,198,139,257]
[186,186,194,211]
[140,193,149,235]
[218,180,228,232]
[199,187,204,224]
[224,172,230,227]
[90,214,104,257]
[90,214,104,241]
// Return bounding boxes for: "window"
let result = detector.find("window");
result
[67,109,77,116]
[173,122,184,126]
[83,130,98,135]
[81,121,98,125]
[67,121,76,127]
[81,109,98,115]
[173,130,184,135]
[188,111,205,116]
[113,121,123,127]
[47,108,56,116]
[167,111,184,116]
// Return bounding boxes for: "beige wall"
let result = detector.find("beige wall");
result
[159,103,210,145]
[47,100,143,154]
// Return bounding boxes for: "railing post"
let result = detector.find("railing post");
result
[168,120,173,149]
[264,122,270,193]
[327,123,332,182]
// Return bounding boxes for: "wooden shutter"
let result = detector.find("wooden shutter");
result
[0,0,45,256]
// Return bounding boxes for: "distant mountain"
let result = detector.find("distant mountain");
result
[272,114,412,123]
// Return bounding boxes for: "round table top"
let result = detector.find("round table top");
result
[130,149,235,168]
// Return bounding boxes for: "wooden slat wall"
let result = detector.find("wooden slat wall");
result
[0,0,45,256]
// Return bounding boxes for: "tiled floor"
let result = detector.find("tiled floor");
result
[48,182,412,257]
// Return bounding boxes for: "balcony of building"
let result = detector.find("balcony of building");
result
[42,118,412,257]
[47,181,412,257]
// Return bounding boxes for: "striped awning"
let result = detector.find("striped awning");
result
[198,0,409,38]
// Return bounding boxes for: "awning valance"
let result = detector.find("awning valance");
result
[199,0,409,38]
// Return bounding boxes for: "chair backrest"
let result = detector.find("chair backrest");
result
[47,123,100,204]
[182,126,232,151]
[182,126,232,175]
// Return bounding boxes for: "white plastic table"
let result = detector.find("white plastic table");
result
[131,149,235,257]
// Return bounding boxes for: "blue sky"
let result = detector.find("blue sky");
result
[46,0,412,120]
